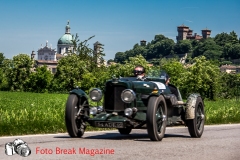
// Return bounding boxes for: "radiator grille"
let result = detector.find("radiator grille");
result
[104,84,126,111]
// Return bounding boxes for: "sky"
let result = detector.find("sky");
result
[0,0,240,61]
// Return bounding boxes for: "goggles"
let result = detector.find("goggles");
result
[133,70,144,75]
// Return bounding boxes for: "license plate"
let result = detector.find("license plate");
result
[95,122,124,128]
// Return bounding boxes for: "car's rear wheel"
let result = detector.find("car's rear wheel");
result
[118,128,132,135]
[65,94,87,138]
[147,95,167,141]
[187,97,205,138]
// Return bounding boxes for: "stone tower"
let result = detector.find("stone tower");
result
[176,25,189,42]
[202,28,211,39]
[93,41,103,66]
[140,40,146,46]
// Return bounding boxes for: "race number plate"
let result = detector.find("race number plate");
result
[95,122,124,128]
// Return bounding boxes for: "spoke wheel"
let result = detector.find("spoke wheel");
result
[65,94,88,138]
[187,97,205,138]
[147,96,167,141]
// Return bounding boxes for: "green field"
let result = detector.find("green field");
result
[0,92,68,136]
[204,98,240,124]
[0,91,239,136]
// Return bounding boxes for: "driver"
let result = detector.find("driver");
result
[161,72,178,98]
[133,65,146,79]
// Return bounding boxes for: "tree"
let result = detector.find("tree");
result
[53,54,88,91]
[133,45,147,58]
[160,59,186,88]
[0,52,5,67]
[114,52,126,63]
[231,44,240,59]
[214,31,239,47]
[219,73,240,98]
[0,68,8,90]
[71,33,80,53]
[114,34,175,63]
[71,35,105,71]
[54,35,108,92]
[152,34,169,44]
[223,43,233,59]
[146,45,156,60]
[174,40,192,55]
[4,54,33,91]
[107,59,114,64]
[144,38,175,60]
[182,56,220,100]
[223,43,240,59]
[1,59,13,90]
[26,66,53,93]
[110,55,150,78]
[192,38,222,60]
[229,31,239,45]
[153,39,175,57]
[191,40,199,49]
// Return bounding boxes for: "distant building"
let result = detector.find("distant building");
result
[37,41,57,61]
[108,62,117,66]
[93,41,104,66]
[220,65,240,74]
[31,22,107,73]
[36,60,58,74]
[57,21,74,55]
[202,28,211,39]
[176,25,211,42]
[30,22,74,74]
[31,41,58,74]
[140,40,147,46]
[31,22,78,73]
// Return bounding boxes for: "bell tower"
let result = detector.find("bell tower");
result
[176,25,189,42]
[202,28,211,39]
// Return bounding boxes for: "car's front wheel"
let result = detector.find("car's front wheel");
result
[147,95,167,141]
[65,94,87,138]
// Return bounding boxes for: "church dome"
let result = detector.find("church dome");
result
[58,34,73,45]
[57,21,73,45]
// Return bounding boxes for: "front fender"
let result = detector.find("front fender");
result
[185,93,201,119]
[147,93,165,102]
[69,88,88,101]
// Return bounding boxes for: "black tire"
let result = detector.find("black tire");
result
[147,96,167,141]
[65,94,87,138]
[118,128,132,135]
[187,97,205,138]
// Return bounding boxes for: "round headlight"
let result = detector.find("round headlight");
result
[124,108,133,116]
[89,88,102,102]
[121,89,136,103]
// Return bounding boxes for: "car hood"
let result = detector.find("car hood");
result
[107,77,170,95]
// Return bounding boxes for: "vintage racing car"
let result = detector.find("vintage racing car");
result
[65,74,205,141]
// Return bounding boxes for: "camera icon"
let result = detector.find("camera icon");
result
[5,139,31,157]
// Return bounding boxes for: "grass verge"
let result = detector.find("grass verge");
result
[204,99,240,124]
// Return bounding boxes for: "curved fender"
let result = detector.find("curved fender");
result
[185,93,201,119]
[69,88,88,102]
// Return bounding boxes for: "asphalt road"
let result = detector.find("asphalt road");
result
[0,124,240,160]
